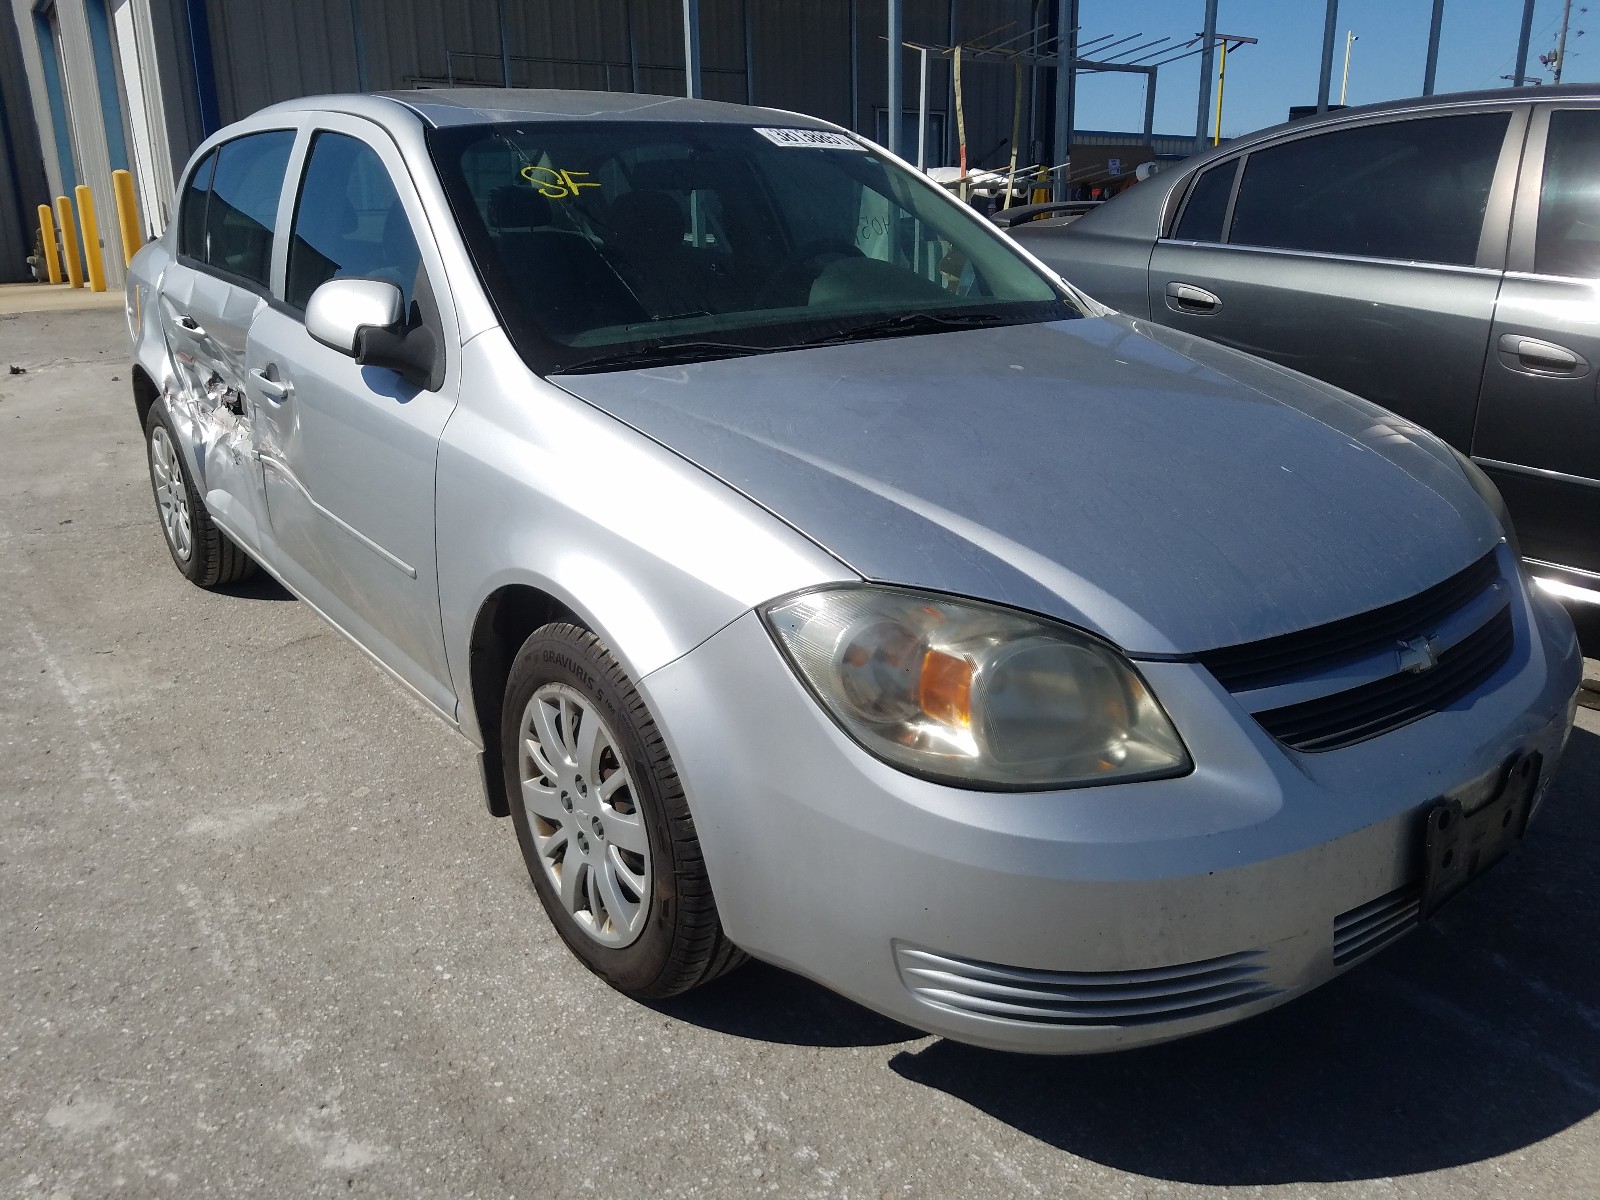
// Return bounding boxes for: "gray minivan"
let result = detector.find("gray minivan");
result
[1011,86,1600,605]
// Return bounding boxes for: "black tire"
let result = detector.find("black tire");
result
[502,622,745,998]
[144,402,256,587]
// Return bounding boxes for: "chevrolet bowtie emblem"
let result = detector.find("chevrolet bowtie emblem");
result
[1397,634,1441,674]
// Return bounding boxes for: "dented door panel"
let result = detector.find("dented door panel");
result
[154,262,271,553]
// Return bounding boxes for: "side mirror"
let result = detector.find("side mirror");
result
[305,276,441,390]
[305,278,404,356]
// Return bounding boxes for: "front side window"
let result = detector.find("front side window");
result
[1228,112,1511,266]
[286,131,423,312]
[1535,108,1600,279]
[428,121,1078,374]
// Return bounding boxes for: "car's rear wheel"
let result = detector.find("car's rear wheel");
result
[502,622,745,998]
[144,403,256,587]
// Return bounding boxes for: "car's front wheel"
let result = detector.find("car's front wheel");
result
[502,622,744,998]
[144,403,255,587]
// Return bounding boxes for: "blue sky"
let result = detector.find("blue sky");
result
[1071,0,1593,140]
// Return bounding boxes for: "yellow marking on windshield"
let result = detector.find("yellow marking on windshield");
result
[519,166,601,199]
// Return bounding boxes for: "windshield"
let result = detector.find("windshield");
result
[426,121,1083,373]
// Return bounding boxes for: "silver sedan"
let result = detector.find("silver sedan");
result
[126,89,1582,1054]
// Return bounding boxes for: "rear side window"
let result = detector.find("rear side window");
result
[285,131,423,312]
[1535,108,1600,279]
[1173,160,1238,242]
[177,150,216,261]
[1228,112,1511,266]
[200,130,295,288]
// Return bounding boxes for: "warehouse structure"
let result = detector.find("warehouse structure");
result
[3,0,1171,285]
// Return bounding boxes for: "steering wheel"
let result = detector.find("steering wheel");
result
[752,238,864,308]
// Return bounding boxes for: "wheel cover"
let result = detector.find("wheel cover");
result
[148,425,193,562]
[518,683,652,948]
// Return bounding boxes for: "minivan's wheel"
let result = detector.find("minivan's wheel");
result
[144,403,255,587]
[503,622,745,998]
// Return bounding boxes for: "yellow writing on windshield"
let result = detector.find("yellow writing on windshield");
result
[520,166,601,199]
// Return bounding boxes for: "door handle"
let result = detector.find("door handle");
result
[1165,281,1222,314]
[1497,333,1589,377]
[178,315,207,338]
[249,367,291,402]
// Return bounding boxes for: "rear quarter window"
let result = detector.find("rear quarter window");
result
[187,130,296,289]
[177,150,216,261]
[1172,160,1239,242]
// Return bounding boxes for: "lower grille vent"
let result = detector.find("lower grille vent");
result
[894,945,1277,1027]
[1333,884,1422,965]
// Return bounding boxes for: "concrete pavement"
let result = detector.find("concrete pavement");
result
[4,308,1599,1199]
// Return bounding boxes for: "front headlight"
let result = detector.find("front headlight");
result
[761,586,1191,790]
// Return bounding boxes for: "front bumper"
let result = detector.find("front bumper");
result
[638,581,1581,1054]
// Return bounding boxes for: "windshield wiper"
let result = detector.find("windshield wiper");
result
[807,309,1017,346]
[557,311,1025,374]
[557,339,780,374]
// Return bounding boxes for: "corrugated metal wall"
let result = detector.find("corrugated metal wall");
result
[1,6,51,281]
[190,0,1038,171]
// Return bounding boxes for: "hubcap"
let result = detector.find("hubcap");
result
[148,426,193,562]
[518,683,651,948]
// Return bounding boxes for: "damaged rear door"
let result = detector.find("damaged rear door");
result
[158,129,298,554]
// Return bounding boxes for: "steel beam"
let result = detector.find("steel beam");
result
[1194,0,1217,151]
[682,0,702,98]
[1052,0,1076,200]
[887,0,903,154]
[496,0,511,87]
[1317,0,1338,111]
[1423,0,1445,94]
[1513,0,1535,86]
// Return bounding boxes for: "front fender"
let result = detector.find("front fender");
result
[436,329,853,746]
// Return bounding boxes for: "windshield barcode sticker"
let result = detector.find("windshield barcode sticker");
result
[754,127,865,151]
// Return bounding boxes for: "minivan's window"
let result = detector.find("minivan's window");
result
[1536,108,1600,279]
[177,150,217,262]
[1228,113,1511,265]
[428,122,1079,373]
[287,132,423,312]
[195,131,295,288]
[1173,160,1238,242]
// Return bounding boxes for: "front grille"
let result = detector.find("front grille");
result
[1333,884,1422,965]
[894,944,1277,1027]
[1254,605,1513,752]
[1197,551,1501,692]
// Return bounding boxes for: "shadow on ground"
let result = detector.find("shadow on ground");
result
[216,571,295,602]
[889,723,1600,1185]
[651,960,921,1049]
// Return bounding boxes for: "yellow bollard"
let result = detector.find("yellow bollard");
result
[75,184,107,292]
[55,195,84,288]
[37,204,63,283]
[111,169,143,267]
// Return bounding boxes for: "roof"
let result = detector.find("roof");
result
[1178,81,1600,173]
[373,87,835,130]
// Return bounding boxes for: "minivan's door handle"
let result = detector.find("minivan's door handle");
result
[1165,281,1222,314]
[249,367,290,401]
[1497,333,1589,377]
[178,315,207,338]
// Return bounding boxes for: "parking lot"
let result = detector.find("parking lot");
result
[3,302,1599,1199]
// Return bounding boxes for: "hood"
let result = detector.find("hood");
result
[553,316,1501,655]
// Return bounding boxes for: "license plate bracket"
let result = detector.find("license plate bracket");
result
[1421,752,1542,920]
